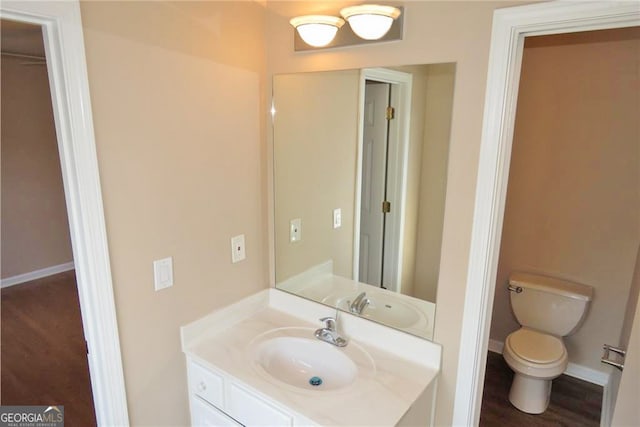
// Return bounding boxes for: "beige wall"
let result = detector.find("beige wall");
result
[1,55,73,279]
[265,2,526,425]
[273,70,359,281]
[392,63,455,302]
[490,29,640,373]
[397,64,429,298]
[79,1,267,425]
[413,63,455,302]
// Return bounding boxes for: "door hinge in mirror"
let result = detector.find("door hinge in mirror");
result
[386,106,395,120]
[382,200,391,213]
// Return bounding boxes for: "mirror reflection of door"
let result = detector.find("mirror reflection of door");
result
[359,81,391,289]
[356,69,408,294]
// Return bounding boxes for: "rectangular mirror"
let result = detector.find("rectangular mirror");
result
[273,63,456,340]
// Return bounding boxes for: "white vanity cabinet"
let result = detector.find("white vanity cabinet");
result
[182,289,442,427]
[187,358,297,427]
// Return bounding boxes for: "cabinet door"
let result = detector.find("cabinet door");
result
[188,361,225,408]
[227,383,292,426]
[191,396,241,427]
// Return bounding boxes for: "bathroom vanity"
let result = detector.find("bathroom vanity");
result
[181,289,441,426]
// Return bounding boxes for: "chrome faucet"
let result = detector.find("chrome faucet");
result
[349,292,370,315]
[315,316,347,347]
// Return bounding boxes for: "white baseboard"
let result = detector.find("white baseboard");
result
[1,262,75,288]
[487,338,609,386]
[566,361,609,386]
[488,338,504,354]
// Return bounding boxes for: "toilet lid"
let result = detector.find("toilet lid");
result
[508,328,565,364]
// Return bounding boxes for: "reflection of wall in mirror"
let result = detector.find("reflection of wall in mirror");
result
[274,70,360,282]
[389,64,454,302]
[409,64,455,302]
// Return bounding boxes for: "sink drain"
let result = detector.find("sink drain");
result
[309,376,323,386]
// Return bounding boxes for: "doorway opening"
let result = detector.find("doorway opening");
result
[453,2,640,426]
[0,19,96,425]
[354,68,412,293]
[0,3,128,424]
[478,26,640,426]
[358,80,394,289]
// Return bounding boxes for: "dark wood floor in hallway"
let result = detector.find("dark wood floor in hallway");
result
[480,351,602,427]
[1,270,97,427]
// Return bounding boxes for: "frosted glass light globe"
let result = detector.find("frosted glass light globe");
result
[340,5,401,40]
[290,15,345,47]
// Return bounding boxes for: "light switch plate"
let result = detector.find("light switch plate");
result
[153,257,173,291]
[290,218,301,242]
[231,234,246,263]
[333,208,342,229]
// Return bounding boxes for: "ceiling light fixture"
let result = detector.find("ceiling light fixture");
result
[340,4,401,40]
[289,15,345,48]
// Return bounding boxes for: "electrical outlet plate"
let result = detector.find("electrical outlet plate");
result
[231,234,246,263]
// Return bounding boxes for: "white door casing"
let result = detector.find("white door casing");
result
[604,243,640,425]
[453,1,640,426]
[0,2,129,425]
[609,296,640,425]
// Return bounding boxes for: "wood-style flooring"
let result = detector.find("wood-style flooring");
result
[1,270,97,427]
[480,351,603,427]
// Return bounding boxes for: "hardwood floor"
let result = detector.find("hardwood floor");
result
[1,270,97,427]
[480,351,602,427]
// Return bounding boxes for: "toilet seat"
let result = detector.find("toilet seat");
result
[503,328,568,380]
[508,328,565,364]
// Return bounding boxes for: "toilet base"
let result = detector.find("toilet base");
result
[508,373,552,414]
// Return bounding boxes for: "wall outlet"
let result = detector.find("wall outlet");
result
[153,257,173,291]
[231,234,246,263]
[333,208,342,229]
[290,218,302,242]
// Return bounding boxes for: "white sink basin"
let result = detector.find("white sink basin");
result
[248,327,375,391]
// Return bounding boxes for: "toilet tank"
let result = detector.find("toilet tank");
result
[509,272,594,336]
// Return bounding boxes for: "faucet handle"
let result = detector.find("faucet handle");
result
[319,316,336,331]
[350,292,369,314]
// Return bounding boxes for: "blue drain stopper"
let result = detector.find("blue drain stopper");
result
[309,376,323,386]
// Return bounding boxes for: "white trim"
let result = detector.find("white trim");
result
[601,375,614,427]
[353,68,413,293]
[0,2,129,425]
[453,2,640,426]
[1,262,75,288]
[487,339,609,386]
[565,363,609,387]
[488,339,504,354]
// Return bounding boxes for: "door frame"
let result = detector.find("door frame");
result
[452,1,640,426]
[0,2,129,425]
[353,67,412,292]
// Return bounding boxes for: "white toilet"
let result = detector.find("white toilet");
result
[503,272,593,414]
